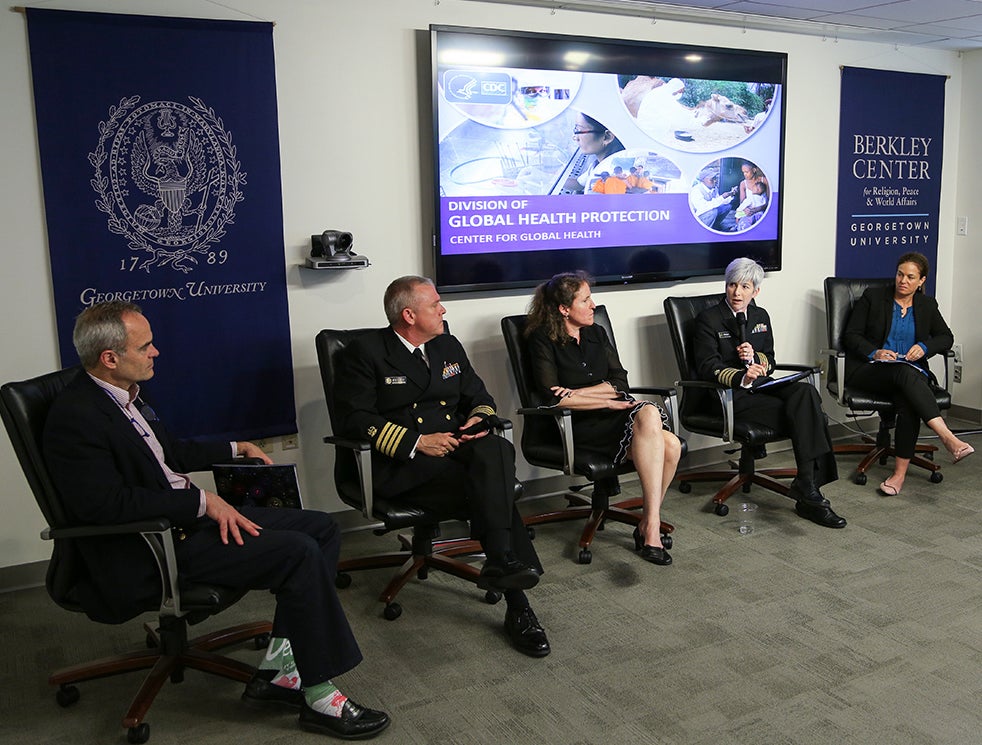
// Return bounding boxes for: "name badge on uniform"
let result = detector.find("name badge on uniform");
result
[752,323,768,334]
[718,331,732,339]
[442,361,461,380]
[385,375,408,385]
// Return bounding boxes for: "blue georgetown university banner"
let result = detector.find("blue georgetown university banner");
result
[26,9,295,440]
[835,67,945,295]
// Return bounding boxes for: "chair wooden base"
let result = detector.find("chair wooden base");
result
[678,461,797,515]
[523,490,675,565]
[337,534,490,619]
[49,618,271,737]
[834,438,941,485]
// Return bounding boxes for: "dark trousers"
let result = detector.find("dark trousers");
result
[848,363,941,459]
[735,381,838,487]
[388,435,541,574]
[176,507,362,687]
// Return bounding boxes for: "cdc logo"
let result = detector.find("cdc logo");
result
[443,70,512,104]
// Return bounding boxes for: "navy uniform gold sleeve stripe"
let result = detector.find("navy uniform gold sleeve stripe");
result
[374,421,407,458]
[469,405,495,419]
[715,366,743,387]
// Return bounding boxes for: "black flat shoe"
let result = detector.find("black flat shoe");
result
[298,699,390,740]
[504,606,551,658]
[795,501,847,529]
[241,670,305,711]
[478,554,540,591]
[633,527,672,565]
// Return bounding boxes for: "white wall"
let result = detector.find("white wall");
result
[0,0,971,570]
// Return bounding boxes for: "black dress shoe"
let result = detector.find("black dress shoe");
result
[788,479,830,506]
[795,501,847,529]
[241,670,305,711]
[478,554,540,591]
[632,527,672,565]
[504,606,551,658]
[298,700,390,740]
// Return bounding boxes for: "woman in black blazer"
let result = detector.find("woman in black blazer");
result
[843,252,973,495]
[525,272,682,565]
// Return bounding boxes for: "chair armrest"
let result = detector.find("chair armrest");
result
[324,435,375,520]
[674,379,737,442]
[45,518,187,618]
[43,517,172,541]
[490,416,514,444]
[773,363,820,373]
[514,405,576,475]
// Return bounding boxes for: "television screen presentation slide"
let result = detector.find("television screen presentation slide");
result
[431,26,786,292]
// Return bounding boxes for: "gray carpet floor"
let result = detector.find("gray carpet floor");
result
[2,433,981,745]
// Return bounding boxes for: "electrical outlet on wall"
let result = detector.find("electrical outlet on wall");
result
[953,364,963,384]
[953,344,962,364]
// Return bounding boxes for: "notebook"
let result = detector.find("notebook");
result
[749,368,814,393]
[211,463,303,510]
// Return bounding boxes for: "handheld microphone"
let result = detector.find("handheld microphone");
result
[735,312,750,367]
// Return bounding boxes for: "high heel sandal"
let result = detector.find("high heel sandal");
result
[632,527,672,565]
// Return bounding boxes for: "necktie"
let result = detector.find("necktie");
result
[413,347,429,371]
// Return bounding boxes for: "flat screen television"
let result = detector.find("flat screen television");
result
[431,25,787,293]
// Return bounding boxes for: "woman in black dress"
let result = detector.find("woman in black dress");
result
[843,251,973,496]
[525,272,682,565]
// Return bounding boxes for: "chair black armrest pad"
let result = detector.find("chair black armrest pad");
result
[44,517,172,541]
[774,363,821,373]
[629,386,676,397]
[675,379,726,391]
[324,435,372,451]
[517,405,572,417]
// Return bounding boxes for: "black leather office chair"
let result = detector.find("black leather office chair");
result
[822,276,949,485]
[316,328,507,621]
[500,306,679,564]
[664,294,820,515]
[0,368,271,745]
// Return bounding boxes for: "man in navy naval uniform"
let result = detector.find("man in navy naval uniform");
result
[334,276,550,658]
[692,258,846,529]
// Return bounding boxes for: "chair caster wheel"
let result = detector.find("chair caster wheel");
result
[127,723,150,744]
[714,503,729,517]
[56,685,80,708]
[417,567,429,580]
[854,473,867,486]
[527,527,535,540]
[334,572,352,589]
[662,534,673,550]
[253,632,270,650]
[930,471,943,483]
[679,481,692,494]
[485,590,502,605]
[383,603,402,621]
[578,548,592,564]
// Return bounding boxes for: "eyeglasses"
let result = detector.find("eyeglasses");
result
[572,128,603,136]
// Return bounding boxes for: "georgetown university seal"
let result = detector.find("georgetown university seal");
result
[89,96,244,273]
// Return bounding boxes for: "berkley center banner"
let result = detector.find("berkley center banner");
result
[26,9,295,440]
[835,66,945,295]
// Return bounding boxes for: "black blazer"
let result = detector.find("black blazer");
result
[42,370,230,622]
[692,299,776,389]
[333,328,498,495]
[842,286,953,384]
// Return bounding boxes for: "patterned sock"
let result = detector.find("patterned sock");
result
[258,637,301,690]
[305,680,348,717]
